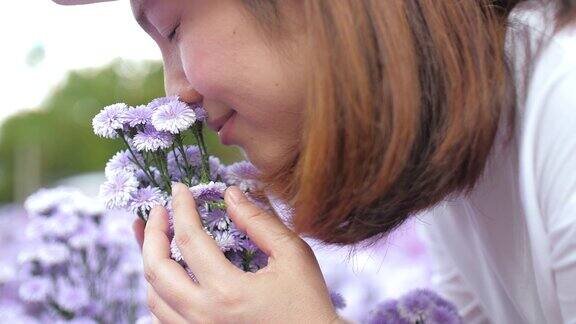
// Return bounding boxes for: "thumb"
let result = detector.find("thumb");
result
[225,186,298,257]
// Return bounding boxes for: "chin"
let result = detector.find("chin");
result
[242,144,297,176]
[239,147,273,173]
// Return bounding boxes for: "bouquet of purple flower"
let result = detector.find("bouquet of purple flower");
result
[366,289,462,324]
[1,187,149,323]
[93,96,268,273]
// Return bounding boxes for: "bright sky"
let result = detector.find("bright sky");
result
[0,0,161,124]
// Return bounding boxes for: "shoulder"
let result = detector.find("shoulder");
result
[516,18,576,224]
[507,0,576,96]
[521,25,576,149]
[509,0,576,141]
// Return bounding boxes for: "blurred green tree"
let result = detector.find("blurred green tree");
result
[0,59,242,203]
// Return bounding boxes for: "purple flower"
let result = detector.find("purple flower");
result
[82,303,106,321]
[170,238,183,262]
[68,318,99,324]
[24,218,46,240]
[122,105,153,127]
[132,125,174,152]
[184,266,199,283]
[398,290,433,322]
[189,181,227,202]
[247,249,268,272]
[224,161,260,191]
[44,211,80,238]
[366,300,409,324]
[213,230,239,252]
[209,156,224,180]
[411,289,455,311]
[246,193,272,212]
[66,192,105,217]
[203,209,229,230]
[239,238,259,253]
[401,289,462,324]
[367,290,462,324]
[0,303,34,323]
[136,316,153,324]
[18,277,52,302]
[0,263,16,284]
[151,100,197,134]
[228,222,246,237]
[17,249,40,265]
[135,166,162,186]
[330,291,346,310]
[427,305,462,324]
[224,161,259,184]
[100,214,136,246]
[269,196,294,222]
[99,172,139,209]
[92,103,127,138]
[55,280,90,312]
[104,150,141,178]
[191,103,208,122]
[167,145,202,179]
[38,243,70,266]
[226,251,245,270]
[117,254,143,276]
[88,95,300,310]
[14,187,148,322]
[24,187,80,216]
[129,186,166,215]
[69,222,99,250]
[147,95,179,111]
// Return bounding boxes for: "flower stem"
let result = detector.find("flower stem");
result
[152,151,172,193]
[171,143,191,186]
[174,134,194,185]
[192,123,211,183]
[118,130,160,188]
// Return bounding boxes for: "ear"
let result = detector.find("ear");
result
[52,0,116,5]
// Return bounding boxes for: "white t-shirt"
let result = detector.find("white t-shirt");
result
[419,2,576,324]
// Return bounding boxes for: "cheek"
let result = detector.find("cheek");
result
[180,31,243,99]
[178,22,305,132]
[179,43,225,98]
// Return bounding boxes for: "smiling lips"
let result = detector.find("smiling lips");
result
[207,110,235,132]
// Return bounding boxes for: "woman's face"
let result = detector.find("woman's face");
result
[130,0,307,172]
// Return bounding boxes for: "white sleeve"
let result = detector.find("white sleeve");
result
[532,66,576,323]
[417,217,491,324]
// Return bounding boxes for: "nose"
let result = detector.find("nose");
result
[163,60,203,104]
[165,74,203,104]
[165,79,202,104]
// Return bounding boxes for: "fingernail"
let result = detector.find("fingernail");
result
[151,205,162,213]
[227,186,244,204]
[172,182,186,195]
[149,206,160,220]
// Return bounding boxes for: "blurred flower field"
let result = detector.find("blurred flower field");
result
[0,60,439,323]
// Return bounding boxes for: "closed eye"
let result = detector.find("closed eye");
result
[167,23,181,43]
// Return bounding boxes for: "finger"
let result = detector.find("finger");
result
[143,206,203,315]
[225,186,298,257]
[133,218,145,250]
[171,182,241,284]
[146,284,188,324]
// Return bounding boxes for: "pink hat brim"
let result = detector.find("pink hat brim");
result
[52,0,116,5]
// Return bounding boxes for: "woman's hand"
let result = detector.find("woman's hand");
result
[132,183,342,324]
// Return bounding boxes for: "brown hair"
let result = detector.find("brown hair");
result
[244,0,576,246]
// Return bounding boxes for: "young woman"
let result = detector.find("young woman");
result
[54,0,576,323]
